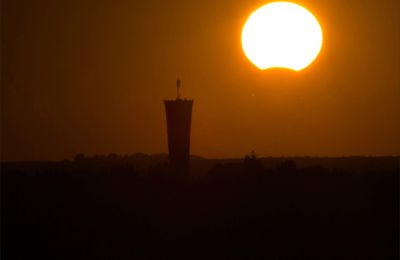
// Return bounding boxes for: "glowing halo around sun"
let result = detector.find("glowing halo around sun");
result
[241,2,323,71]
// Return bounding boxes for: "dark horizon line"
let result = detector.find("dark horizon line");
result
[1,153,399,163]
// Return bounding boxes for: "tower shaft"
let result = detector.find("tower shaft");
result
[164,99,193,175]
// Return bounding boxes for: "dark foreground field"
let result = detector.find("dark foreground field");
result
[2,156,399,259]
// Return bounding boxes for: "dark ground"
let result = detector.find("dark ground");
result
[1,155,399,259]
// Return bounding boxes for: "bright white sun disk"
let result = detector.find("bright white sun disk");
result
[241,2,323,71]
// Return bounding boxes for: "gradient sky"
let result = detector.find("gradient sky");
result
[1,0,400,161]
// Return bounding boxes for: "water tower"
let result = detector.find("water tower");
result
[164,80,193,175]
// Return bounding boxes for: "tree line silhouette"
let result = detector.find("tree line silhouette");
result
[2,154,399,259]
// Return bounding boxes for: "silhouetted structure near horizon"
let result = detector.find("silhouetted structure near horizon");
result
[164,80,193,175]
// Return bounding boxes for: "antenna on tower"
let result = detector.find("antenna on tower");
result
[177,79,181,99]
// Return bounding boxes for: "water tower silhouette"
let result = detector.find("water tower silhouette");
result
[164,80,193,176]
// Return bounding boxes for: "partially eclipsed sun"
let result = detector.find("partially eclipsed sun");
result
[241,2,323,71]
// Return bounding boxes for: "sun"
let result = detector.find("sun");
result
[241,2,323,71]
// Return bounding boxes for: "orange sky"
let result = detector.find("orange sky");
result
[1,0,400,161]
